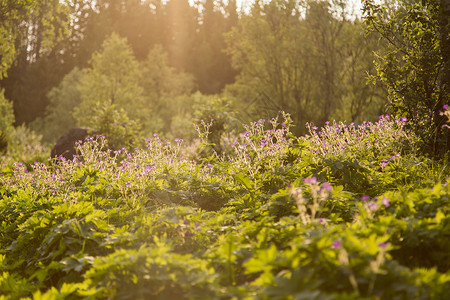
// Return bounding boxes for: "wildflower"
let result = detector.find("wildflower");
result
[378,242,388,249]
[304,177,318,185]
[195,222,199,227]
[367,202,377,211]
[153,133,158,137]
[443,104,449,110]
[382,196,390,207]
[321,182,332,191]
[361,195,370,201]
[332,240,342,249]
[183,220,189,225]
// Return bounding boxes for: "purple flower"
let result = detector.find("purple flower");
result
[321,182,332,191]
[332,240,342,249]
[382,197,390,207]
[443,104,449,110]
[367,202,377,211]
[378,242,388,249]
[195,222,199,227]
[286,183,291,188]
[183,220,189,225]
[361,195,370,201]
[304,177,318,185]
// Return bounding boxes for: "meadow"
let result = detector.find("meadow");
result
[0,113,449,299]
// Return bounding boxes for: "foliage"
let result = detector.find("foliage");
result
[35,34,198,149]
[362,0,450,156]
[73,33,147,139]
[0,89,14,152]
[0,112,449,299]
[1,126,49,166]
[225,0,385,135]
[1,0,238,126]
[0,0,68,79]
[31,67,86,144]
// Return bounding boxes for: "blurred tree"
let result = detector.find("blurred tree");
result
[32,67,86,143]
[0,0,68,78]
[192,0,239,94]
[73,33,146,147]
[363,0,450,155]
[140,45,195,132]
[163,0,198,72]
[0,0,70,124]
[0,89,15,152]
[1,0,240,128]
[225,0,381,135]
[38,34,196,147]
[333,18,387,123]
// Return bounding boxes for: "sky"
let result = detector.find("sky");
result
[235,0,364,16]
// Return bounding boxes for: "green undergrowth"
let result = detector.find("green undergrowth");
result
[0,114,449,299]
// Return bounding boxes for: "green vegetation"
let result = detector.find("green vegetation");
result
[0,113,449,299]
[363,0,450,155]
[1,0,450,298]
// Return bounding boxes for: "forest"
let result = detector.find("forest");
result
[0,0,449,299]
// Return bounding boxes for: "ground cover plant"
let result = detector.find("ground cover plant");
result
[0,112,449,300]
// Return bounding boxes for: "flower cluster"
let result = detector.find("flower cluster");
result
[290,176,333,224]
[225,112,293,177]
[303,115,418,161]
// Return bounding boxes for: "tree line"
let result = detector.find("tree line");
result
[0,0,448,156]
